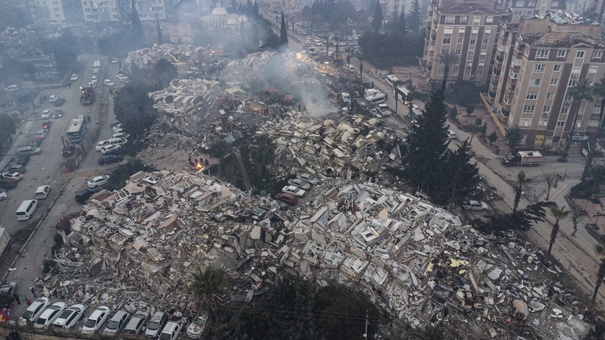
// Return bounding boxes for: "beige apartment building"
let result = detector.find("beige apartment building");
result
[81,0,166,22]
[28,0,67,24]
[423,3,507,88]
[488,13,605,147]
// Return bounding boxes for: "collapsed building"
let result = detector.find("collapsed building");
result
[40,170,592,339]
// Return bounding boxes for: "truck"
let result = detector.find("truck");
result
[80,85,94,105]
[501,151,543,167]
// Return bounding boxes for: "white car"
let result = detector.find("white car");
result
[48,95,58,103]
[297,173,320,185]
[112,126,124,134]
[123,309,149,335]
[96,140,111,151]
[70,74,79,81]
[0,189,7,200]
[112,132,130,139]
[111,58,118,64]
[53,304,85,331]
[159,321,182,340]
[103,310,130,336]
[34,185,51,199]
[41,110,52,119]
[145,311,168,337]
[288,178,311,190]
[101,144,122,154]
[463,200,489,211]
[116,74,129,82]
[103,79,114,86]
[34,302,66,329]
[87,175,110,188]
[81,306,110,335]
[448,130,457,140]
[91,74,98,81]
[19,297,50,326]
[282,185,306,197]
[2,172,23,181]
[186,315,208,339]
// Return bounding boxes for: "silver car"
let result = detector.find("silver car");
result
[103,310,130,336]
[145,311,167,337]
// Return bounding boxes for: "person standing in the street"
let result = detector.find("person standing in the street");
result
[25,298,31,306]
[29,287,36,298]
[12,294,20,305]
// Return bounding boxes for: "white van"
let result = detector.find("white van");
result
[364,88,381,98]
[385,75,400,87]
[365,93,387,105]
[5,85,20,92]
[16,199,38,221]
[18,146,41,155]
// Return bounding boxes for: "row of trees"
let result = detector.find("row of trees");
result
[0,113,18,153]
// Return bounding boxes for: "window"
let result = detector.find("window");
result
[576,50,586,58]
[546,92,554,99]
[529,0,536,5]
[444,28,453,34]
[552,1,559,6]
[593,106,602,114]
[455,49,461,55]
[443,38,451,44]
[460,16,467,23]
[536,49,549,58]
[526,92,538,99]
[514,10,522,16]
[515,0,523,6]
[539,119,548,126]
[557,121,565,127]
[445,15,455,23]
[568,80,577,87]
[438,68,444,76]
[576,120,582,128]
[550,78,557,85]
[589,65,598,73]
[590,119,600,126]
[459,27,465,34]
[468,50,474,57]
[531,78,541,86]
[561,107,569,114]
[441,48,449,54]
[523,105,535,112]
[533,64,545,72]
[557,50,566,58]
[520,119,531,127]
[55,13,60,17]
[482,37,489,44]
[470,39,476,45]
[486,16,493,23]
[477,69,483,76]
[593,51,603,59]
[526,10,533,15]
[543,106,551,113]
[554,64,561,71]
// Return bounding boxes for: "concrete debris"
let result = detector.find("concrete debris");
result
[34,170,590,338]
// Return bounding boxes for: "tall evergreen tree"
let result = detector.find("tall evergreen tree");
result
[130,0,143,40]
[397,8,408,38]
[437,140,480,207]
[372,1,383,32]
[253,0,259,18]
[280,13,288,45]
[408,0,421,34]
[156,16,163,45]
[403,89,450,197]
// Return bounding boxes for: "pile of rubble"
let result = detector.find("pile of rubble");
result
[40,169,591,338]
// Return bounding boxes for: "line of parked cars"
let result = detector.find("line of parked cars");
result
[277,173,320,202]
[18,299,208,339]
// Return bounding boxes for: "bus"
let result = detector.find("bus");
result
[66,116,87,144]
[92,59,102,74]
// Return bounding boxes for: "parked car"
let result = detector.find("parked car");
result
[103,310,130,336]
[448,130,457,140]
[274,193,298,206]
[3,165,25,174]
[81,306,110,335]
[282,185,306,197]
[75,187,101,204]
[111,58,118,64]
[186,315,208,339]
[101,145,122,155]
[42,120,53,130]
[112,126,124,134]
[112,132,129,139]
[463,200,489,211]
[91,74,98,81]
[87,175,110,188]
[17,154,30,166]
[53,304,85,331]
[5,85,20,92]
[48,95,58,103]
[159,321,183,340]
[18,297,50,326]
[288,178,311,190]
[0,179,17,190]
[297,173,320,185]
[34,185,51,199]
[52,110,64,118]
[54,98,65,106]
[103,79,115,86]
[98,155,124,165]
[2,172,23,181]
[70,74,79,81]
[110,121,122,128]
[123,309,149,335]
[34,302,67,330]
[116,74,129,83]
[41,110,51,119]
[0,189,6,200]
[145,311,168,337]
[35,129,48,140]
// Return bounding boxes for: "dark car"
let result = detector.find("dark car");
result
[103,147,123,156]
[52,110,64,118]
[0,179,17,190]
[75,187,102,204]
[62,145,79,157]
[274,193,298,206]
[98,155,124,165]
[53,98,65,106]
[42,120,53,130]
[16,155,30,166]
[3,165,25,174]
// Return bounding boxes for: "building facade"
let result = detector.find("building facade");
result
[500,0,565,23]
[489,14,605,147]
[81,0,166,23]
[423,3,507,88]
[28,0,67,24]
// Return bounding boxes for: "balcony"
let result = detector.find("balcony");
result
[495,55,504,63]
[488,91,497,99]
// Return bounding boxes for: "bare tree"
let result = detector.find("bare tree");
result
[543,171,558,200]
[570,205,586,237]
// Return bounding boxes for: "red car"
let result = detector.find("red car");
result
[42,120,53,130]
[275,193,298,206]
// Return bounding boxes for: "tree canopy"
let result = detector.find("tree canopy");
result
[473,201,556,233]
[372,1,383,32]
[152,58,177,88]
[113,81,157,140]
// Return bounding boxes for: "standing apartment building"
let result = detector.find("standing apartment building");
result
[489,13,605,147]
[423,2,507,88]
[81,0,166,23]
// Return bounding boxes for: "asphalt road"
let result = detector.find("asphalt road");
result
[1,54,121,318]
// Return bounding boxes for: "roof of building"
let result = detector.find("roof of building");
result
[211,6,228,16]
[438,3,504,15]
[521,32,604,47]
